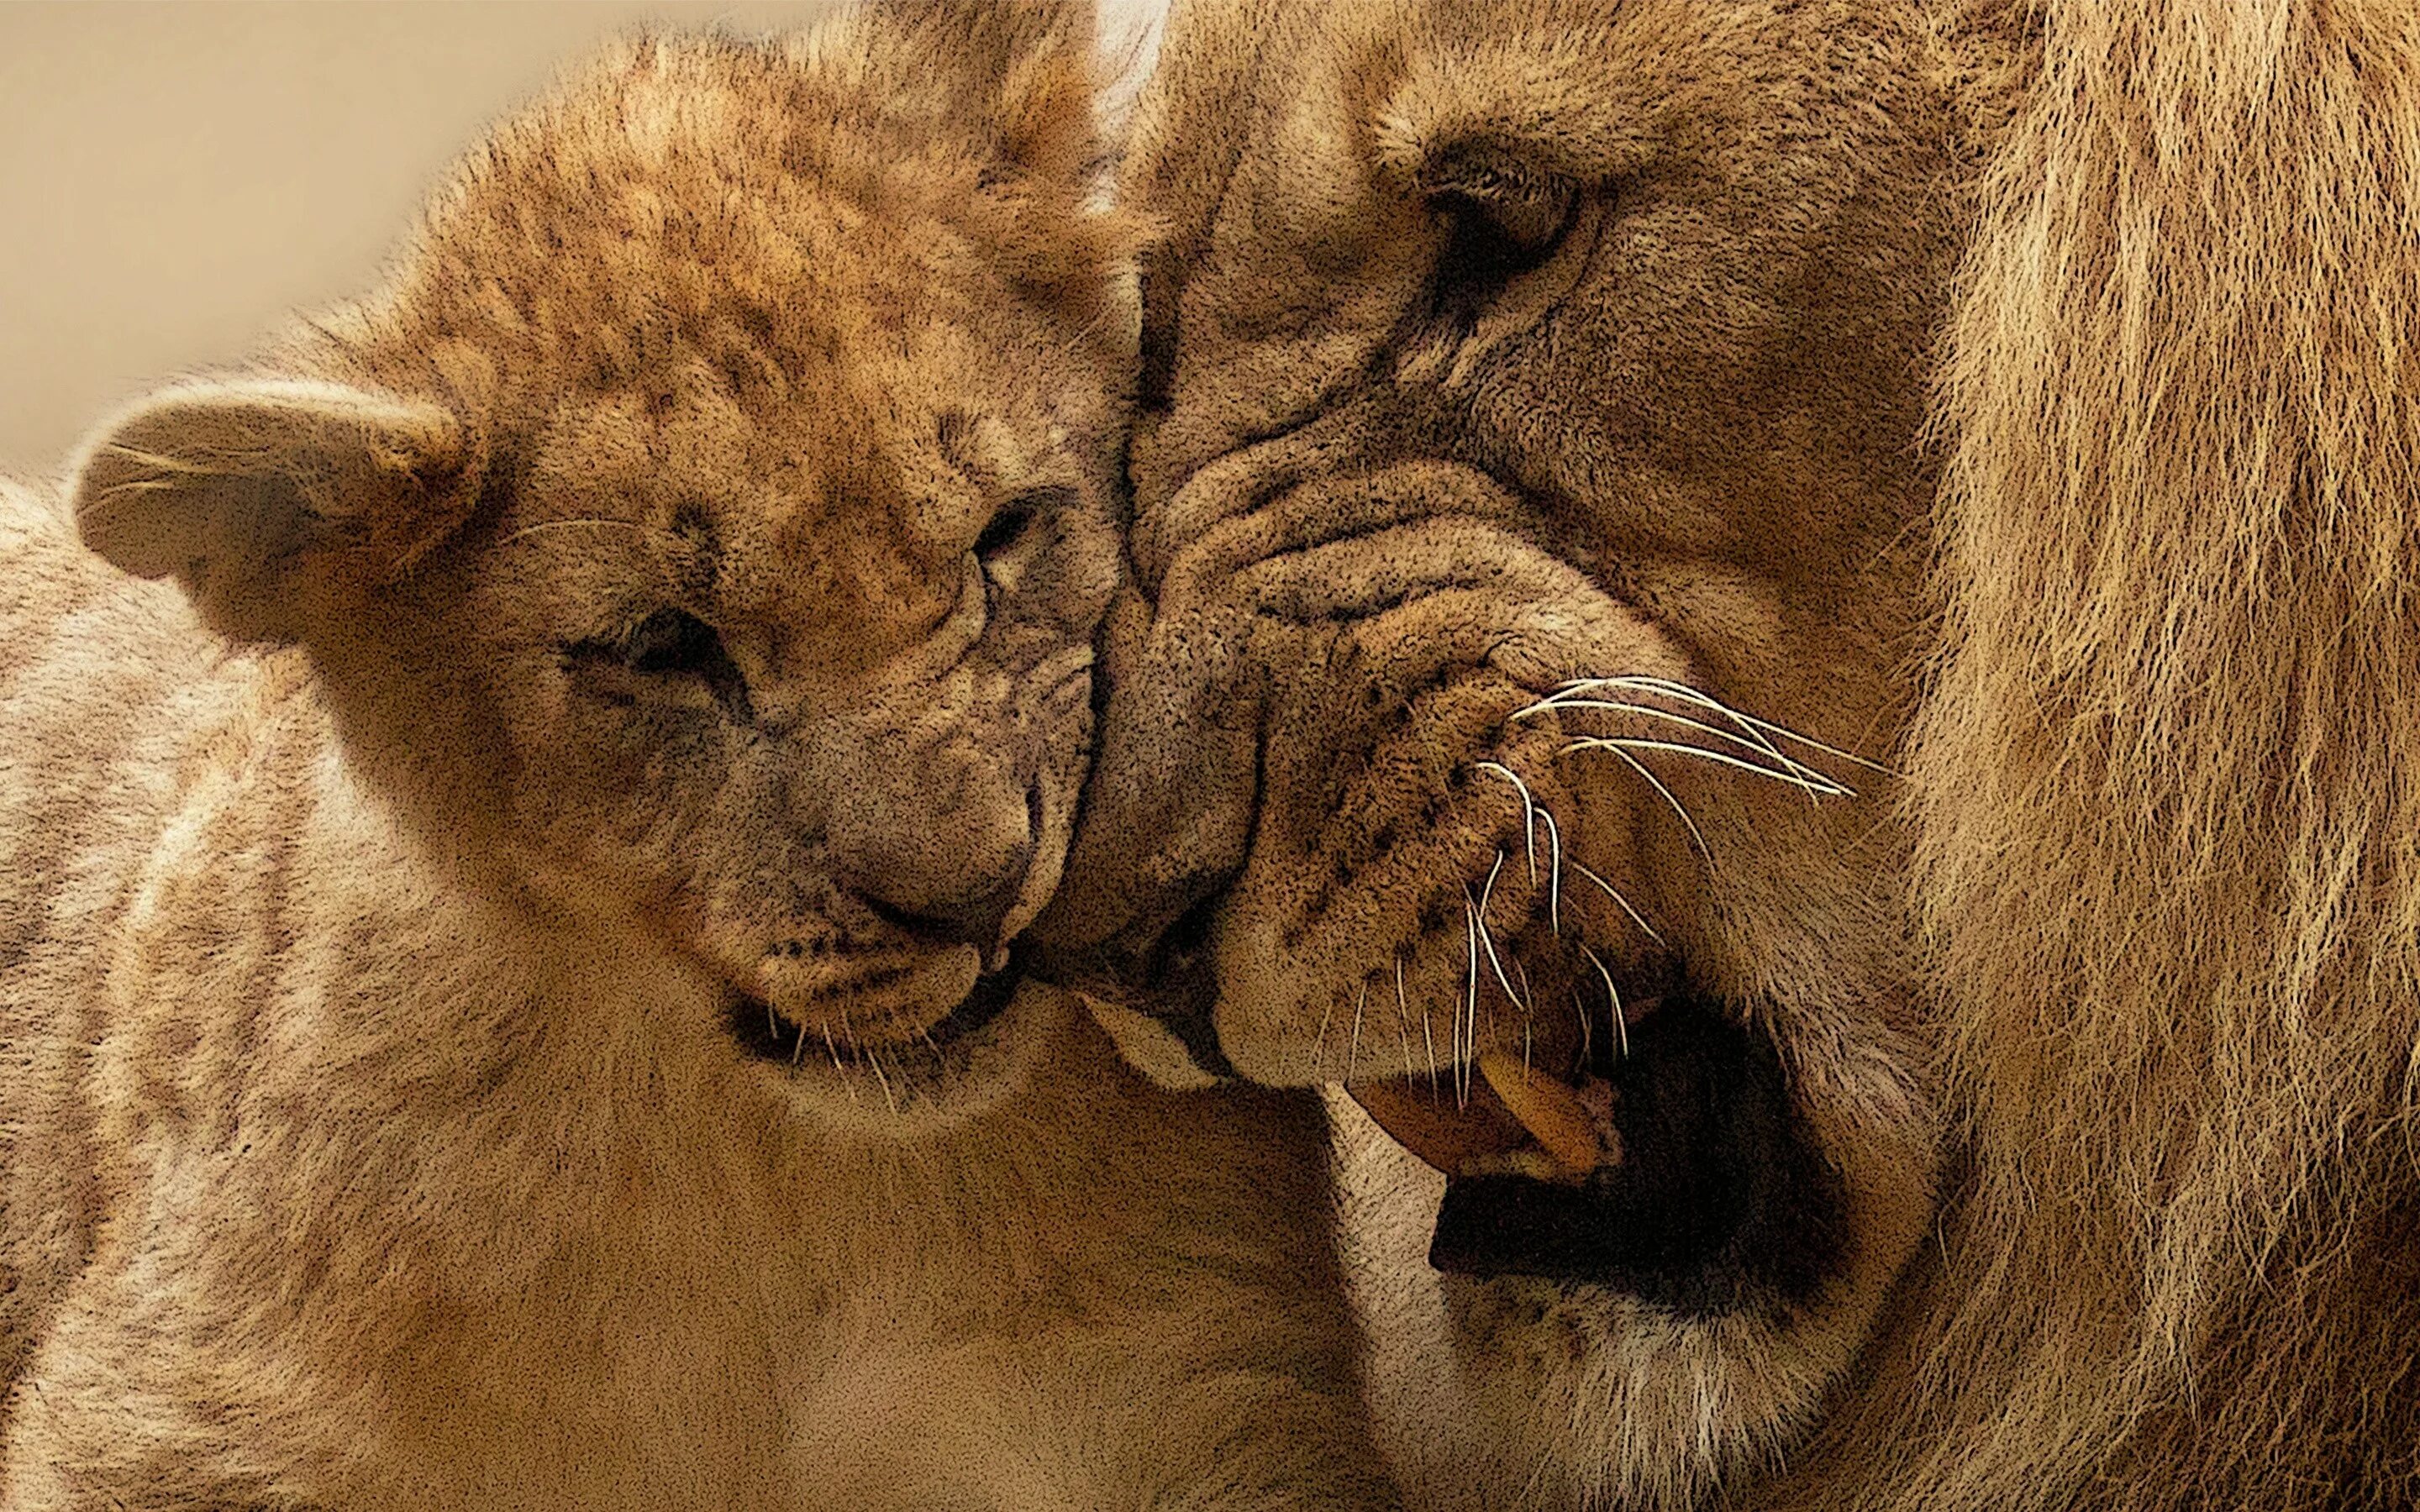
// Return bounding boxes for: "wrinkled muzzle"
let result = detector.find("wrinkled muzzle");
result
[1033,417,1689,1064]
[1028,416,1871,1307]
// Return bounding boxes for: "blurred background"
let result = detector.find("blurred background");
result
[0,0,1163,478]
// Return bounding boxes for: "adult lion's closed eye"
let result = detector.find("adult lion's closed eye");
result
[1039,0,2420,1508]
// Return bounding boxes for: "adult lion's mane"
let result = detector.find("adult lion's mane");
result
[1805,1,2420,1504]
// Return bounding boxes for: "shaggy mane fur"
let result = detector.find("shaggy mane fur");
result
[1810,0,2420,1504]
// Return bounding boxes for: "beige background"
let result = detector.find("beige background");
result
[0,2,857,476]
[0,0,1171,474]
[0,0,1165,478]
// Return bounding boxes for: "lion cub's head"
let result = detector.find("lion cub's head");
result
[66,4,1133,1125]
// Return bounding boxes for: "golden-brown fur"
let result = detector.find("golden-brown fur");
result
[0,7,1395,1506]
[1786,2,2420,1505]
[1042,0,2420,1507]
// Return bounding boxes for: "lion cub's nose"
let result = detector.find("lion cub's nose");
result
[833,780,1043,956]
[850,869,1028,954]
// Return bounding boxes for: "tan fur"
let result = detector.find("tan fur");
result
[0,8,1394,1507]
[1045,0,2420,1507]
[1781,1,2420,1505]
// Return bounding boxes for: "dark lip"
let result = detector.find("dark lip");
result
[724,963,1023,1068]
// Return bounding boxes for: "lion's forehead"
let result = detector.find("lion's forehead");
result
[500,329,1120,711]
[1143,0,1920,221]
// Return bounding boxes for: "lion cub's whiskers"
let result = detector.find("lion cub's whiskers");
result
[829,1006,900,1118]
[865,1047,900,1118]
[816,1021,860,1105]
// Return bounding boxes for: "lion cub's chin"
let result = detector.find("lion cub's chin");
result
[732,972,1070,1137]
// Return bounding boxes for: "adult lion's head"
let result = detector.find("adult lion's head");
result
[1035,0,2420,1506]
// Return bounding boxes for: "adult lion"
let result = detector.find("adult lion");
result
[1034,0,2420,1507]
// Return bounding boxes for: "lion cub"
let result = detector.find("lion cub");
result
[0,7,1390,1509]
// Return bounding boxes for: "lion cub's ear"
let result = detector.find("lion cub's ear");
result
[68,376,485,644]
[855,0,1102,185]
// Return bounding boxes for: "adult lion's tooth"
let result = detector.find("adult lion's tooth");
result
[1476,1052,1602,1176]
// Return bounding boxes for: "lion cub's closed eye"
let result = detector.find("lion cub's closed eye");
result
[0,4,1399,1507]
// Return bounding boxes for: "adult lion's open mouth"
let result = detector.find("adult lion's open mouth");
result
[1348,984,1843,1313]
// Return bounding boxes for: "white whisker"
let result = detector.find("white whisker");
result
[1582,945,1629,1059]
[1512,957,1536,1074]
[1461,891,1481,1109]
[1477,849,1505,922]
[1618,673,1900,775]
[865,1047,899,1116]
[1547,675,1898,776]
[1590,741,1712,863]
[1404,957,1439,1105]
[1518,695,1816,783]
[1523,684,1809,769]
[1475,761,1542,887]
[1537,805,1565,936]
[1525,697,1848,801]
[818,1021,859,1104]
[1347,980,1369,1084]
[1561,735,1854,798]
[1570,859,1664,945]
[1475,858,1527,1017]
[1388,964,1420,1087]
